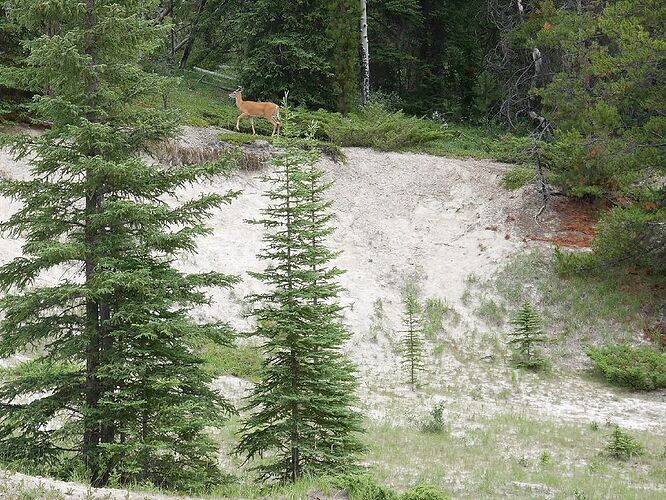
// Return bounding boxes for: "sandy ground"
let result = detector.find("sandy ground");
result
[1,126,664,498]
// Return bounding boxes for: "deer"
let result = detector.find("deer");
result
[228,87,281,136]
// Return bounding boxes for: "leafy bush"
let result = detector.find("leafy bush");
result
[200,342,263,381]
[502,166,534,190]
[331,475,449,500]
[605,427,645,460]
[332,474,399,500]
[422,298,449,339]
[587,344,666,391]
[283,103,448,151]
[401,485,450,500]
[420,403,448,434]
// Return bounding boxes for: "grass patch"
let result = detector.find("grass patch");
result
[160,71,239,129]
[416,126,532,163]
[200,342,263,381]
[475,298,507,327]
[218,131,346,163]
[422,298,450,339]
[501,166,535,190]
[367,412,666,499]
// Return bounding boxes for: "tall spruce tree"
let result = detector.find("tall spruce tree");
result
[237,147,364,482]
[400,281,425,389]
[0,0,237,489]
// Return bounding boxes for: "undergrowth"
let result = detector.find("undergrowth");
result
[162,71,530,162]
[468,250,665,364]
[200,342,263,381]
[587,344,666,391]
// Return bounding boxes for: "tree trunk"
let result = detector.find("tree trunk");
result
[179,0,208,68]
[360,0,370,105]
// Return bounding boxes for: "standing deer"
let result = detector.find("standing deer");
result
[228,87,281,136]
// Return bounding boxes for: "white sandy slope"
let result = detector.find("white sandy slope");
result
[1,131,665,498]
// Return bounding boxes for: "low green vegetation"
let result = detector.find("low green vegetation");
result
[422,298,449,339]
[587,344,666,391]
[332,474,450,500]
[420,403,449,435]
[367,412,666,499]
[217,131,346,163]
[501,166,535,190]
[200,342,263,381]
[163,72,530,163]
[606,427,646,460]
[472,250,664,364]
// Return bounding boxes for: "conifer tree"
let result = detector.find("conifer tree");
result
[508,302,548,370]
[0,0,237,489]
[234,0,359,111]
[400,281,425,389]
[237,147,364,482]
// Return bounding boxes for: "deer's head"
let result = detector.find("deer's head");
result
[228,86,243,99]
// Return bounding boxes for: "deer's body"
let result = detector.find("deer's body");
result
[229,88,281,136]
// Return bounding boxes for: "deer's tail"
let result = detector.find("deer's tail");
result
[275,106,281,123]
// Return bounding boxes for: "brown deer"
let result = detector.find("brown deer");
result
[228,87,281,136]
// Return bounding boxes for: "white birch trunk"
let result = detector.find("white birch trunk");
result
[360,0,370,105]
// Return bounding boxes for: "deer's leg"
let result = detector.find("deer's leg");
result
[269,116,280,136]
[251,118,256,135]
[236,112,249,131]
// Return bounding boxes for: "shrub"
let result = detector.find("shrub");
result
[332,474,399,500]
[283,103,448,151]
[502,166,534,190]
[605,427,645,460]
[401,485,450,500]
[422,298,449,339]
[420,403,448,434]
[587,344,666,391]
[200,343,263,381]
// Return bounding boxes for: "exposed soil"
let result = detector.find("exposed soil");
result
[520,195,609,248]
[1,126,664,499]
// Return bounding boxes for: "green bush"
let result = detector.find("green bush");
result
[420,403,449,434]
[401,485,450,500]
[587,344,666,391]
[332,474,399,500]
[605,427,645,460]
[331,475,449,500]
[283,103,448,151]
[200,343,263,381]
[502,166,534,190]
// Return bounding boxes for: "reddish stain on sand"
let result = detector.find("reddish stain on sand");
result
[528,198,609,248]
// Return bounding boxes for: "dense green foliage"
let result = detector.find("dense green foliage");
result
[508,302,548,370]
[0,0,237,490]
[229,0,358,112]
[237,147,363,481]
[368,0,492,119]
[587,344,666,391]
[509,0,665,273]
[529,0,665,199]
[333,474,450,500]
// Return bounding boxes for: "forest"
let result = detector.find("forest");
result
[0,0,664,499]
